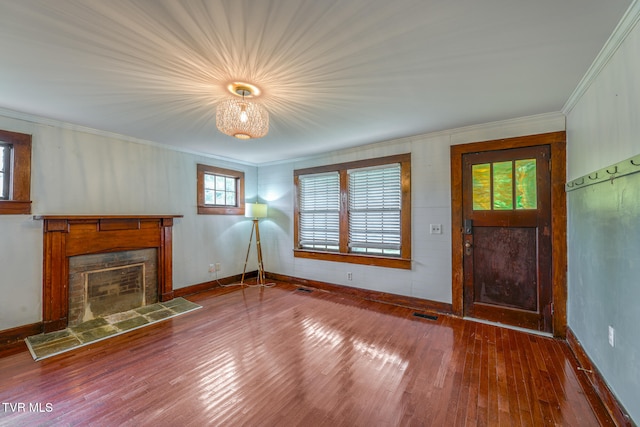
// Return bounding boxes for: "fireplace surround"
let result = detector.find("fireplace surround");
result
[35,215,181,333]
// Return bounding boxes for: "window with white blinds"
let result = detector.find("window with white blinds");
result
[0,143,11,200]
[298,172,340,250]
[348,164,401,256]
[294,153,411,268]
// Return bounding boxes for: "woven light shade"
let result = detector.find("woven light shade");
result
[216,98,269,139]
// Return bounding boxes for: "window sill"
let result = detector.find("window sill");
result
[0,200,31,214]
[197,205,244,215]
[293,249,411,270]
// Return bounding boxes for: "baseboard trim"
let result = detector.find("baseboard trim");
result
[266,272,452,315]
[0,322,43,349]
[173,271,257,298]
[566,327,634,426]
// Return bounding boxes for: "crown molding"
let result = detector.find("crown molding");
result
[259,112,565,168]
[0,107,258,167]
[447,112,565,145]
[1,105,565,171]
[563,0,640,114]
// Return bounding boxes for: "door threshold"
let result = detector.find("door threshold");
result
[463,316,553,338]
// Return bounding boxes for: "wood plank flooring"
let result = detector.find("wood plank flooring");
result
[0,282,612,426]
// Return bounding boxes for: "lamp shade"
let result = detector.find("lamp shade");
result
[216,98,269,139]
[245,202,267,219]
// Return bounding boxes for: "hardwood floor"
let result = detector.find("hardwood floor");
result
[0,282,612,426]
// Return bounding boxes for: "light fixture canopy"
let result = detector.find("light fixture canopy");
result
[216,83,269,139]
[245,202,268,219]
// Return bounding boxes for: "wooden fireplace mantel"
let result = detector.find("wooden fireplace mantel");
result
[35,215,183,333]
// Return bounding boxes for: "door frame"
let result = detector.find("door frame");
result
[450,132,567,337]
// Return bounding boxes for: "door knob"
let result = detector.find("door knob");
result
[464,241,472,256]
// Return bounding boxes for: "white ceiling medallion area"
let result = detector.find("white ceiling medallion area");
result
[0,1,633,164]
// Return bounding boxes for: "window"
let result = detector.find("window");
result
[294,154,411,269]
[0,129,32,214]
[1,143,11,200]
[472,158,537,211]
[298,172,340,251]
[197,164,245,215]
[348,164,402,256]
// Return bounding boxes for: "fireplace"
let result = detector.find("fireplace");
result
[67,248,157,327]
[36,215,181,332]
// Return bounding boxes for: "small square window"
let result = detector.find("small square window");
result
[205,172,238,207]
[197,164,245,215]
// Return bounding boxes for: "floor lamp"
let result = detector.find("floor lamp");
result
[241,202,268,286]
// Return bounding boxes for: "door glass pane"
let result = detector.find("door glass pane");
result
[472,164,491,210]
[492,161,513,210]
[515,159,537,209]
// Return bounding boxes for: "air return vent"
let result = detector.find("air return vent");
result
[296,288,313,293]
[413,312,438,321]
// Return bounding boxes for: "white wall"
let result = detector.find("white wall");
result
[0,105,565,332]
[0,112,257,331]
[566,10,640,180]
[564,2,640,422]
[258,113,565,305]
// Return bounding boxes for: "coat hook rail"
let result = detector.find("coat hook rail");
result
[566,154,640,192]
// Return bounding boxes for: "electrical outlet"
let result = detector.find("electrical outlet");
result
[347,272,353,281]
[215,262,221,272]
[208,264,215,273]
[608,325,615,347]
[430,224,442,234]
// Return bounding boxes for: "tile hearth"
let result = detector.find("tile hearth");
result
[25,297,201,361]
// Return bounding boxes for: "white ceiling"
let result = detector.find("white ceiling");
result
[0,0,632,164]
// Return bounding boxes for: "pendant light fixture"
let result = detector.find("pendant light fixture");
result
[216,82,269,139]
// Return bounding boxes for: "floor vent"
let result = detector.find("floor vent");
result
[296,288,313,293]
[413,312,438,321]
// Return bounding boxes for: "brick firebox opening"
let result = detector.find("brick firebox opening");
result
[68,249,157,327]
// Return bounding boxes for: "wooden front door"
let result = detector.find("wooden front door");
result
[461,145,553,332]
